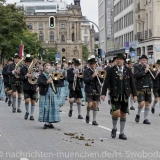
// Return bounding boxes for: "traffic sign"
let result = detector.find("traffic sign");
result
[130,51,136,57]
[55,53,60,61]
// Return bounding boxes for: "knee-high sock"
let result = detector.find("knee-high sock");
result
[30,105,35,116]
[25,103,29,113]
[144,108,150,120]
[112,117,118,130]
[108,94,110,101]
[8,94,12,101]
[152,101,157,108]
[70,102,73,110]
[12,97,16,109]
[138,107,143,116]
[86,107,90,117]
[120,118,126,135]
[77,103,81,115]
[18,98,22,109]
[5,92,8,98]
[130,97,133,107]
[93,108,97,122]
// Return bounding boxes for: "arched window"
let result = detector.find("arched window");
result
[50,32,54,42]
[72,33,75,41]
[39,32,44,42]
[61,35,65,42]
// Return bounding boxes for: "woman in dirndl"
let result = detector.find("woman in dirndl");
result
[38,63,61,129]
[0,64,5,100]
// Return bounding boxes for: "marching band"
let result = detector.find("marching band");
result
[1,52,160,140]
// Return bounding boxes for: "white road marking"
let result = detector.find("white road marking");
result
[20,158,29,160]
[82,120,120,134]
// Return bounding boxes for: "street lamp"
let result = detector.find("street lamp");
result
[70,19,100,48]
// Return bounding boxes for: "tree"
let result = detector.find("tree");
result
[82,45,89,62]
[43,48,57,62]
[0,3,42,62]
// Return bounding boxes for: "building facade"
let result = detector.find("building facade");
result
[81,22,95,55]
[113,0,134,50]
[98,0,106,52]
[134,0,160,62]
[17,0,86,61]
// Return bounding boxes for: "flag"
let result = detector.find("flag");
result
[19,41,24,59]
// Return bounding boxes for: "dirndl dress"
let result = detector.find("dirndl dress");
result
[38,84,61,123]
[64,80,69,97]
[55,86,66,106]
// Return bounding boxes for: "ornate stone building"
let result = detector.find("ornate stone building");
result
[17,0,85,61]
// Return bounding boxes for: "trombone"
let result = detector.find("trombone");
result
[144,63,156,80]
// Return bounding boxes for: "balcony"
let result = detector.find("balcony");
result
[135,2,145,13]
[149,29,152,38]
[135,32,144,41]
[145,30,148,39]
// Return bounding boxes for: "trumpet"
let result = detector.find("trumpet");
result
[144,63,156,79]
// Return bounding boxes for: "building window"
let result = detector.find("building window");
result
[61,35,65,42]
[72,23,74,29]
[50,32,54,42]
[61,23,65,29]
[39,23,43,29]
[84,37,88,43]
[39,32,44,42]
[72,33,75,41]
[27,23,33,30]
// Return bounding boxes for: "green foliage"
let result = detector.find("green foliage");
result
[42,48,57,62]
[0,3,42,61]
[82,45,89,62]
[95,44,99,49]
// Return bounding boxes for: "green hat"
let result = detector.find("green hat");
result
[73,59,81,66]
[13,53,20,59]
[25,54,32,62]
[156,59,160,64]
[139,55,148,60]
[115,53,125,60]
[127,60,133,64]
[8,58,13,62]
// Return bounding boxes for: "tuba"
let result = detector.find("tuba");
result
[28,58,39,85]
[15,57,25,78]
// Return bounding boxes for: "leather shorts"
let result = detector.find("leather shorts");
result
[137,88,151,103]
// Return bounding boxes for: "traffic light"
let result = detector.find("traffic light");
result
[98,49,102,58]
[49,16,55,28]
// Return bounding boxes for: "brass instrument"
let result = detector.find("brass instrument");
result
[49,68,61,81]
[59,69,65,79]
[144,63,156,80]
[28,58,39,85]
[150,64,159,72]
[97,70,107,79]
[77,62,83,78]
[15,57,25,78]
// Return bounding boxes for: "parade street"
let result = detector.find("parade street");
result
[0,98,160,160]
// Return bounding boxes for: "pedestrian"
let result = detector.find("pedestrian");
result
[101,53,137,140]
[38,63,61,129]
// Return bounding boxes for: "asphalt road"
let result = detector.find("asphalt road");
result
[0,96,160,160]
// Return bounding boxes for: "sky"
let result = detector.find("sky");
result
[6,0,98,31]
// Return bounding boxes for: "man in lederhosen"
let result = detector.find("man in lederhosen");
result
[2,58,13,106]
[84,55,104,125]
[20,54,37,120]
[67,59,83,119]
[7,53,23,113]
[101,53,137,140]
[150,59,160,115]
[134,55,153,124]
